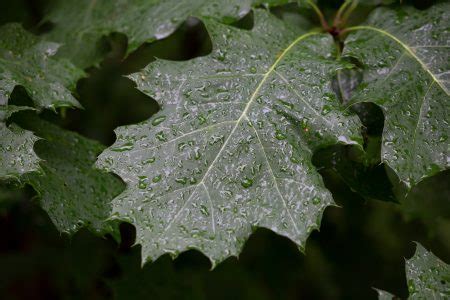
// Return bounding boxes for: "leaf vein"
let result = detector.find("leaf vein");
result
[347,26,449,96]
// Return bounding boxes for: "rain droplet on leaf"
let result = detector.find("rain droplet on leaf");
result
[152,175,162,183]
[111,142,134,152]
[312,197,321,205]
[275,130,287,140]
[241,177,253,188]
[152,115,166,126]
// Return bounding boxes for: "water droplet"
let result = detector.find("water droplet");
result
[278,99,294,110]
[198,115,207,125]
[275,130,287,140]
[178,142,188,151]
[216,49,226,61]
[321,105,331,115]
[152,175,162,183]
[175,177,187,185]
[111,142,133,152]
[290,156,300,164]
[241,177,253,188]
[312,197,321,205]
[194,149,202,160]
[156,131,167,142]
[137,176,148,189]
[408,280,415,293]
[200,205,209,216]
[143,157,156,164]
[152,115,166,126]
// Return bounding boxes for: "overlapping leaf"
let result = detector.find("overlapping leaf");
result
[43,0,292,68]
[0,103,39,180]
[97,10,362,265]
[374,243,449,299]
[0,123,40,180]
[0,23,83,180]
[343,3,450,189]
[15,113,125,238]
[0,23,83,110]
[406,243,450,299]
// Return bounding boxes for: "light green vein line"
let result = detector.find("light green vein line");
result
[347,26,449,96]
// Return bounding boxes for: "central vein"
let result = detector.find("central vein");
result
[347,25,449,96]
[200,31,320,181]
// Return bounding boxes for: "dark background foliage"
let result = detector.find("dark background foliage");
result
[1,0,449,299]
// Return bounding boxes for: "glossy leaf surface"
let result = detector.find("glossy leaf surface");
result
[406,243,450,299]
[98,10,362,265]
[343,3,450,188]
[18,114,125,238]
[0,122,40,180]
[44,0,290,68]
[0,23,82,110]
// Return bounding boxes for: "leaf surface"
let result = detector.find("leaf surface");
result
[406,243,450,299]
[44,0,290,67]
[0,23,83,110]
[0,122,40,180]
[18,114,125,238]
[97,10,362,265]
[0,24,83,181]
[343,3,450,188]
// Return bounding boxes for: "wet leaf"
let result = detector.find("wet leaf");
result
[43,0,291,68]
[0,24,83,182]
[343,3,450,189]
[18,113,125,238]
[97,10,362,265]
[0,122,40,180]
[406,243,450,299]
[0,23,83,110]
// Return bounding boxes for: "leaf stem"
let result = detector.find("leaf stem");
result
[333,0,352,27]
[340,0,359,27]
[333,0,359,29]
[306,0,330,31]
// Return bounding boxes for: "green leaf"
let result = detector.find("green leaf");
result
[0,24,83,183]
[373,243,450,299]
[406,243,450,299]
[0,23,83,110]
[44,0,291,68]
[343,3,450,189]
[17,113,125,238]
[0,122,40,180]
[97,10,362,265]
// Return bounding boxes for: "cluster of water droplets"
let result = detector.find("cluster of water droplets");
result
[406,244,450,298]
[343,3,449,187]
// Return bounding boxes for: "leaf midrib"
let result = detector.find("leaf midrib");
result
[347,25,449,96]
[347,25,449,185]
